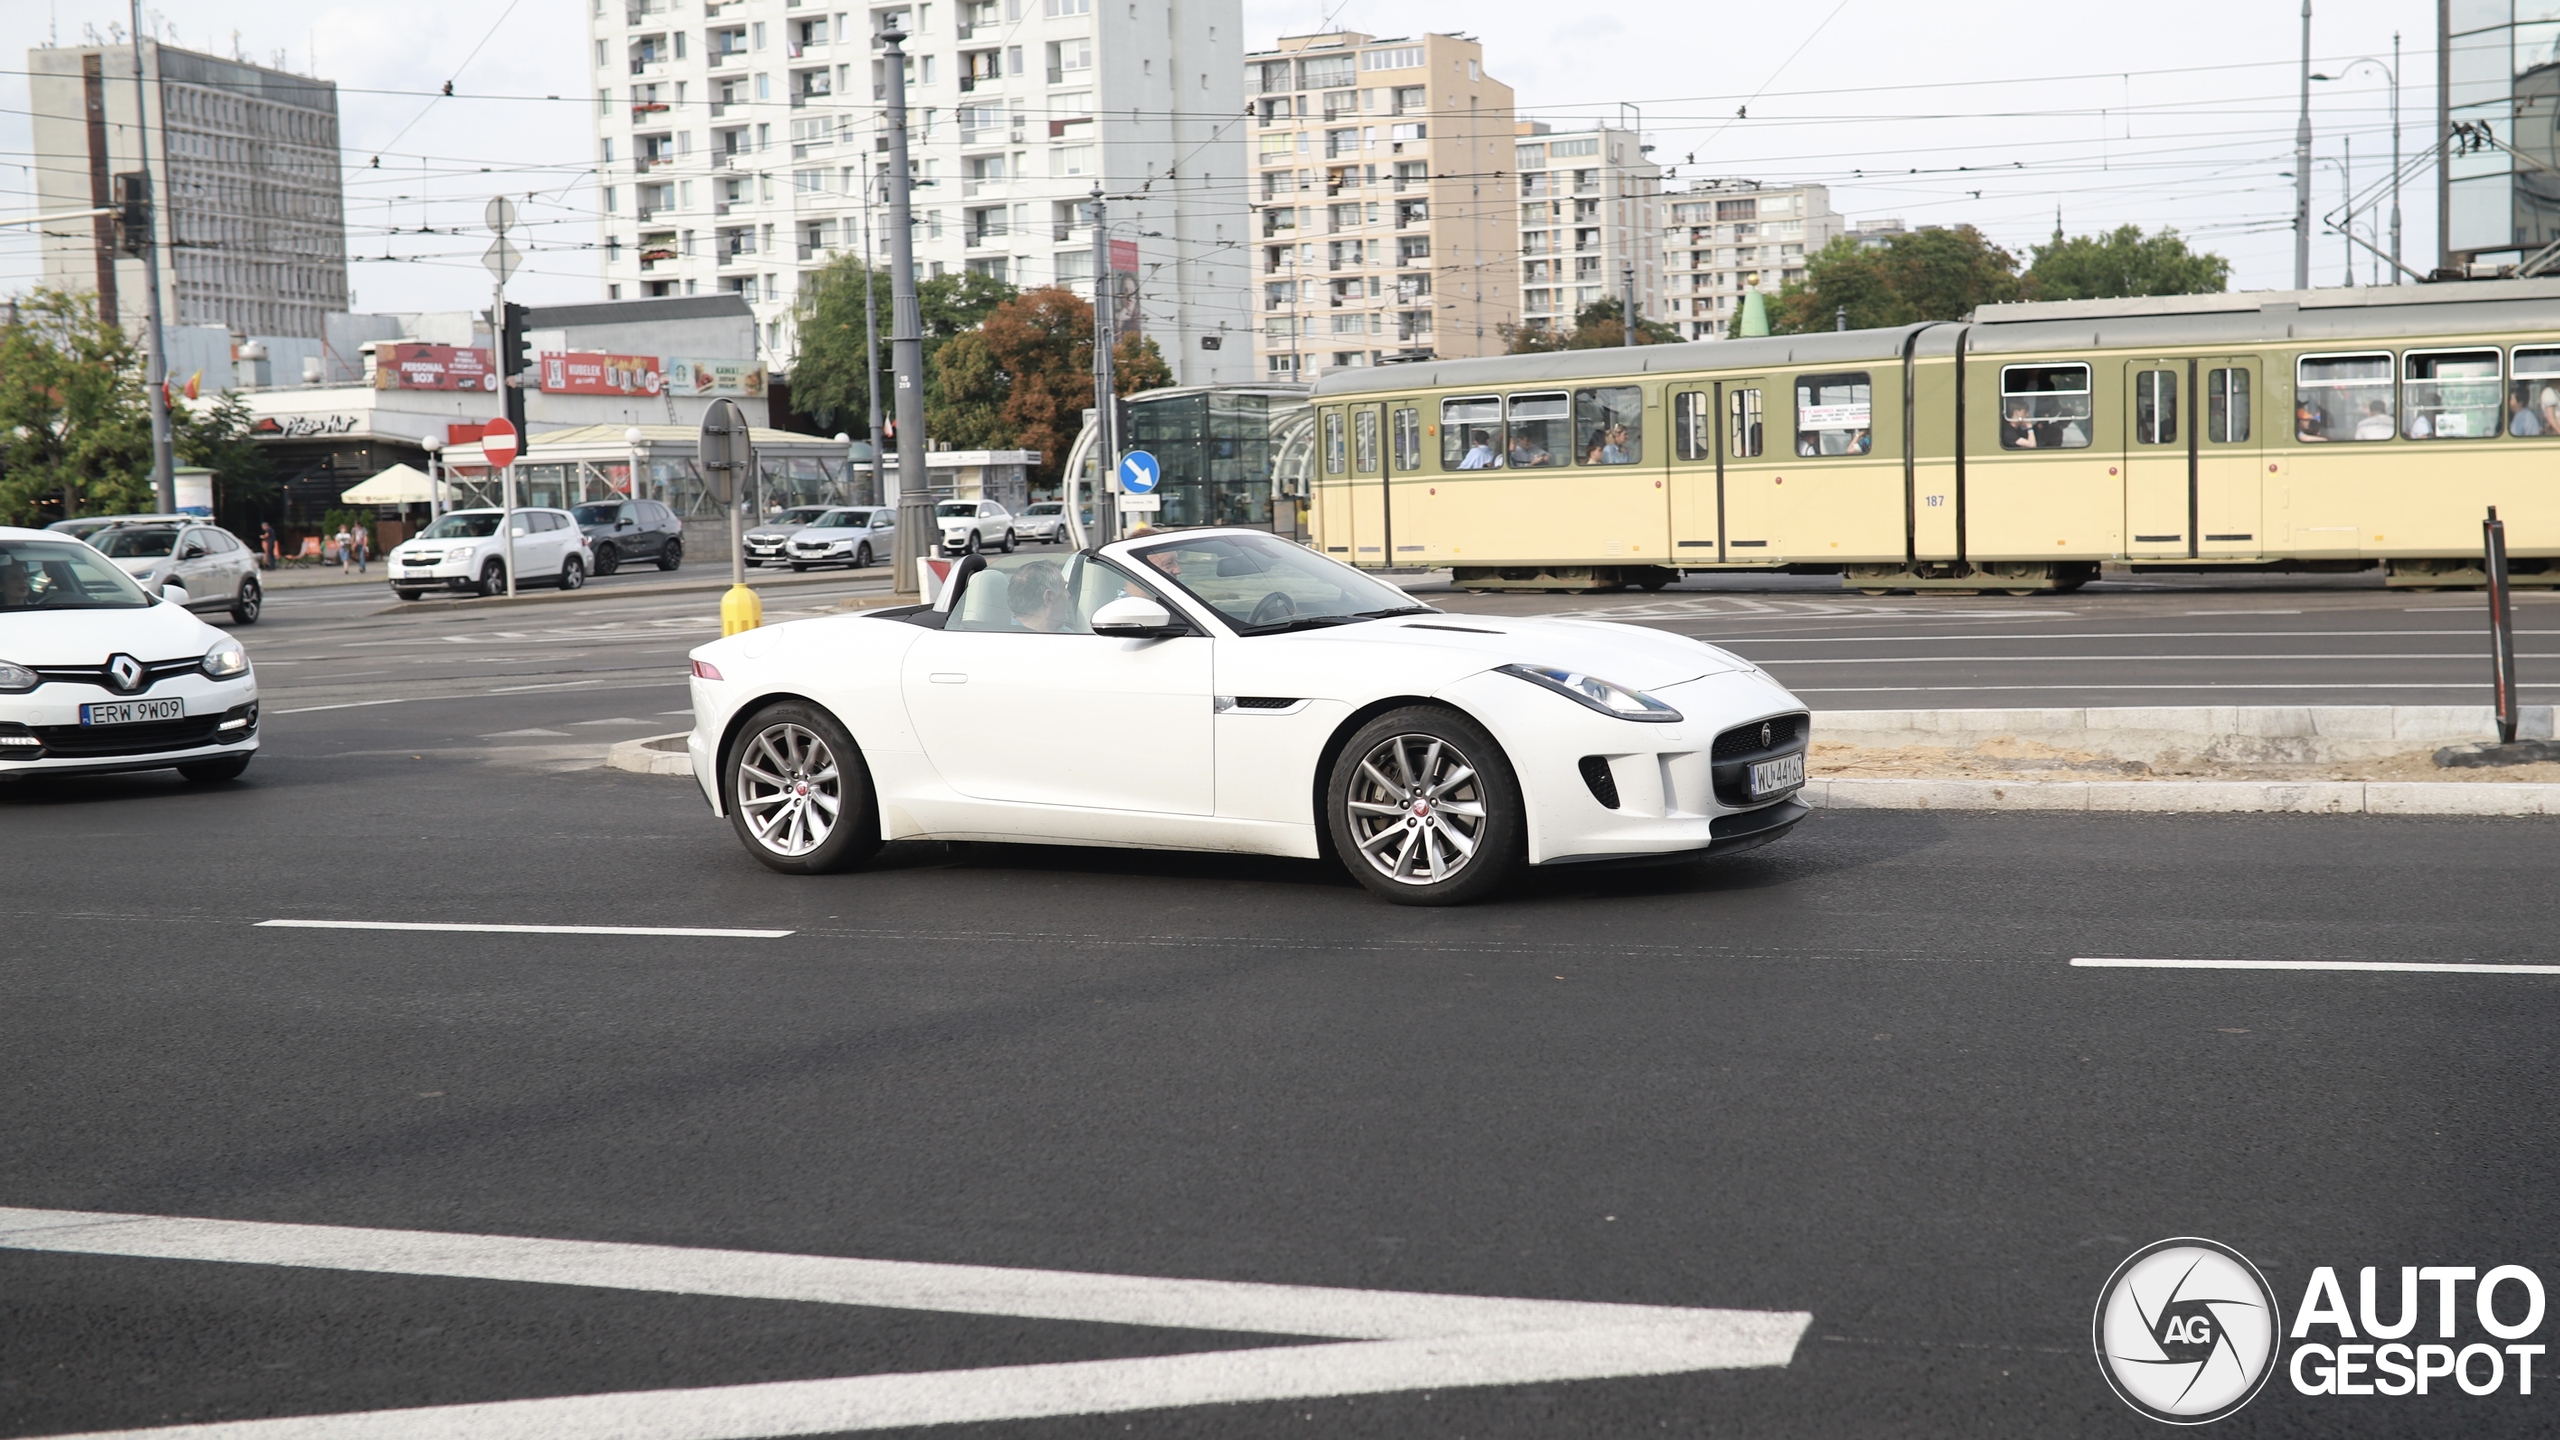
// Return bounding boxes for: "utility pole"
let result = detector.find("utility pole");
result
[1620,261,1637,348]
[2343,136,2355,287]
[2391,30,2404,284]
[1089,182,1117,546]
[2294,0,2313,290]
[126,2,174,511]
[860,167,884,508]
[881,22,930,597]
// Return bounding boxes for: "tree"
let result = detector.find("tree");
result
[1503,295,1680,353]
[924,329,1011,451]
[0,289,154,526]
[976,286,1168,484]
[2027,224,2230,301]
[1770,227,2023,334]
[172,391,274,522]
[788,257,1019,431]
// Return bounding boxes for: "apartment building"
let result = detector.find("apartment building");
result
[585,0,1251,385]
[1245,31,1516,379]
[1658,179,1843,339]
[26,40,349,339]
[1513,123,1661,337]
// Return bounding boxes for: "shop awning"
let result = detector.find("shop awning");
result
[338,463,440,504]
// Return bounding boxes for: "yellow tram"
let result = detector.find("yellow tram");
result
[1304,280,2560,592]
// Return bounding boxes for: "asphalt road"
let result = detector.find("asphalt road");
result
[5,566,2557,1439]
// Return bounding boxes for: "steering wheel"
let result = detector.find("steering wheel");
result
[1248,591,1299,626]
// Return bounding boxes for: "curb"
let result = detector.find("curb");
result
[606,733,694,776]
[1804,778,2560,815]
[372,573,903,616]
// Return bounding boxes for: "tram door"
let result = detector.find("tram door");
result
[1346,402,1393,566]
[2196,359,2263,556]
[1715,378,1775,557]
[2124,361,2190,557]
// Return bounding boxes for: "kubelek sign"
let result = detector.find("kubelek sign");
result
[540,352,664,396]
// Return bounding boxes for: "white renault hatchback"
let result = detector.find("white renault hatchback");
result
[0,528,259,782]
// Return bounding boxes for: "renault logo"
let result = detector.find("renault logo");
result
[107,654,145,693]
[1760,721,1773,749]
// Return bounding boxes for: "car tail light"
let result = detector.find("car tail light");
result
[690,659,723,680]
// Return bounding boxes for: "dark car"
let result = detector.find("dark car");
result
[572,499,684,576]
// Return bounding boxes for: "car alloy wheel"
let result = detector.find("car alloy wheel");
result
[725,702,881,875]
[559,555,585,590]
[230,577,261,624]
[999,529,1015,553]
[855,543,872,568]
[657,538,682,571]
[478,559,508,597]
[1327,706,1524,905]
[593,543,619,576]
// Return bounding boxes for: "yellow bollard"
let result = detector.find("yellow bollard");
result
[720,583,763,636]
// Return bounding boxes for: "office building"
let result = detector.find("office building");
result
[585,0,1251,384]
[25,40,350,339]
[1512,123,1661,338]
[1244,30,1517,378]
[1658,179,1843,339]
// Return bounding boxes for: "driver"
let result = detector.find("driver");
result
[0,555,30,608]
[1005,559,1073,632]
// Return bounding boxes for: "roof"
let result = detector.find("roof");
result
[1311,329,1933,398]
[524,294,755,330]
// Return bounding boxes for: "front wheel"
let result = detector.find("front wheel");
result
[478,559,508,597]
[657,538,683,571]
[230,577,262,624]
[178,753,252,783]
[559,555,586,590]
[394,588,423,601]
[855,543,873,568]
[725,701,881,875]
[999,529,1016,553]
[1325,706,1524,906]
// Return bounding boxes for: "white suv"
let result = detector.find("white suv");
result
[386,509,594,599]
[936,499,1016,555]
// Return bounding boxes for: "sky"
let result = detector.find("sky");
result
[1,0,2442,320]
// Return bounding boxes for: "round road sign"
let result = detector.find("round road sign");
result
[1117,450,1160,495]
[479,418,519,469]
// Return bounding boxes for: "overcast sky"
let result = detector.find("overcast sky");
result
[3,0,2439,319]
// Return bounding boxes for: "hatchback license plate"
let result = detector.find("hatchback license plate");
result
[82,698,184,726]
[1748,752,1804,797]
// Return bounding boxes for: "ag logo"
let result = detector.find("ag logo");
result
[2094,1238,2281,1424]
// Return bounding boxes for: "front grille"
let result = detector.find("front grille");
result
[29,715,225,758]
[29,657,200,694]
[1577,755,1621,810]
[1711,712,1807,763]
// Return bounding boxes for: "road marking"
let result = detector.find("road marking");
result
[271,699,407,715]
[255,920,793,939]
[2072,957,2560,975]
[1794,682,2560,694]
[1757,653,2540,666]
[1716,629,2510,644]
[0,1207,1810,1440]
[478,728,570,738]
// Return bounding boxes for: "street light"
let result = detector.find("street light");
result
[2311,39,2400,284]
[623,426,644,504]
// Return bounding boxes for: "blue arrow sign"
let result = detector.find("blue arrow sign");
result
[1117,450,1160,495]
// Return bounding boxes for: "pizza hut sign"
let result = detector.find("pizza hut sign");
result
[250,414,363,438]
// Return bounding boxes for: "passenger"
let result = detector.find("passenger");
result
[1582,428,1610,465]
[1508,429,1550,467]
[0,556,29,609]
[1797,431,1821,456]
[2354,398,2395,440]
[1848,428,1872,454]
[1456,429,1498,469]
[2539,383,2560,434]
[2295,402,2328,442]
[2509,392,2543,436]
[1600,423,1633,464]
[1006,559,1073,632]
[2406,410,2434,439]
[2000,402,2038,449]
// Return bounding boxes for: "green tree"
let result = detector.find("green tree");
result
[172,390,275,521]
[789,257,1018,431]
[924,329,1011,451]
[0,289,154,526]
[2026,224,2230,301]
[1503,295,1680,353]
[1770,227,2023,334]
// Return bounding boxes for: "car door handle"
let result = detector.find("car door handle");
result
[929,672,967,684]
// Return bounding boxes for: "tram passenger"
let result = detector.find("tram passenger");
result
[1456,430,1499,469]
[2000,402,2038,449]
[1797,431,1820,456]
[1508,430,1552,467]
[2509,393,2544,436]
[1847,428,1872,454]
[2354,399,2395,440]
[2296,402,2328,441]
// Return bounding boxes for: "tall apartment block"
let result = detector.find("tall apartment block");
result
[1513,123,1661,338]
[1244,31,1516,379]
[26,41,349,339]
[587,0,1251,385]
[1658,179,1843,339]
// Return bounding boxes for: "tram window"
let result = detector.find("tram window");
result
[1674,391,1711,461]
[1573,386,1642,464]
[2134,369,2178,445]
[1729,387,1764,458]
[1504,391,1570,468]
[1391,407,1422,469]
[2510,348,2560,436]
[1323,410,1346,474]
[1353,408,1380,471]
[1794,371,1873,456]
[2208,368,2251,443]
[1442,395,1503,468]
[2402,349,2502,440]
[2295,353,2393,442]
[1998,364,2092,450]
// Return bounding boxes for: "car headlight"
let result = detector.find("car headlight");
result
[1496,663,1682,723]
[449,544,474,560]
[0,660,35,693]
[201,637,250,680]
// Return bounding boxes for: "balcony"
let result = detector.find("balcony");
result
[961,177,1006,199]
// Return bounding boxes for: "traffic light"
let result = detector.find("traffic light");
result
[498,300,532,440]
[113,172,150,258]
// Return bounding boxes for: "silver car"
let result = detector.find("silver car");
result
[743,505,834,568]
[785,507,897,570]
[88,521,264,624]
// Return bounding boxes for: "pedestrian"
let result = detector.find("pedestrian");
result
[259,521,279,570]
[334,523,353,573]
[354,526,369,574]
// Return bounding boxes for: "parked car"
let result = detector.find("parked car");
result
[936,499,1016,555]
[571,498,683,576]
[1015,501,1087,544]
[0,527,259,783]
[47,514,190,543]
[88,521,263,624]
[384,508,593,599]
[683,528,1810,904]
[785,507,897,570]
[744,506,836,567]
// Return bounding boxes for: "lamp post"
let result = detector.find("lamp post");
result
[2312,48,2401,284]
[422,435,444,518]
[623,426,644,504]
[880,21,930,598]
[2293,0,2313,290]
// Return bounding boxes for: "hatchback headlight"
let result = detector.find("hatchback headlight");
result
[202,637,250,680]
[0,660,35,693]
[1497,663,1682,723]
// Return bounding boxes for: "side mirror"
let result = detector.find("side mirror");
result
[1091,595,1185,638]
[160,583,189,605]
[510,525,527,537]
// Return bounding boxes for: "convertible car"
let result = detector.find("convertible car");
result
[684,529,1809,904]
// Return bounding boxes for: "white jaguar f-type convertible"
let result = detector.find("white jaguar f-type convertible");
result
[684,528,1809,904]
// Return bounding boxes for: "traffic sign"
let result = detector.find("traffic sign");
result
[1115,494,1161,512]
[485,196,517,234]
[696,398,753,505]
[482,237,522,284]
[1117,450,1160,495]
[479,417,518,469]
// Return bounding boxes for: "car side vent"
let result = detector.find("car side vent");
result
[1234,696,1298,709]
[1577,755,1621,810]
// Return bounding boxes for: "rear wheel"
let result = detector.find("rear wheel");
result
[478,559,508,597]
[1325,706,1524,906]
[724,701,881,875]
[558,555,586,590]
[229,577,262,624]
[593,543,620,576]
[657,538,683,571]
[178,753,252,783]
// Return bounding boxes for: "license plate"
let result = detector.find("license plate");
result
[82,698,185,726]
[1748,751,1804,798]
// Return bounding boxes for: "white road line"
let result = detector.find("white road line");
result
[0,1207,1809,1440]
[1757,653,2537,665]
[255,920,793,939]
[1715,629,2515,644]
[2071,957,2560,975]
[270,699,407,715]
[1795,682,2560,693]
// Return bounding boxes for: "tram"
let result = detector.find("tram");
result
[1305,279,2560,592]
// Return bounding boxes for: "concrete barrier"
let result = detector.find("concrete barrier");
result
[1805,777,2560,815]
[1812,705,2556,767]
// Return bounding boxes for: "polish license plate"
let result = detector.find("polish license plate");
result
[1748,751,1804,798]
[81,698,184,726]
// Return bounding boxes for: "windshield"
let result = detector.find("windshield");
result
[1024,503,1062,516]
[420,513,503,539]
[1127,532,1430,634]
[571,502,627,525]
[936,502,979,519]
[766,507,830,526]
[814,509,870,528]
[95,527,179,559]
[0,537,153,610]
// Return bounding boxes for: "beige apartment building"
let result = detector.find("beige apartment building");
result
[1245,31,1516,379]
[1514,122,1662,338]
[1660,179,1844,339]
